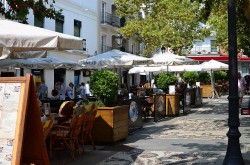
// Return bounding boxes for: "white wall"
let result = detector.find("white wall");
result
[27,0,98,56]
[44,69,54,97]
[79,72,90,85]
[23,69,31,75]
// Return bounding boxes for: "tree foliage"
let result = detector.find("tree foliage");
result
[155,72,177,92]
[201,0,250,54]
[90,70,119,106]
[198,71,211,84]
[183,71,198,85]
[115,0,210,56]
[0,0,62,23]
[115,0,250,56]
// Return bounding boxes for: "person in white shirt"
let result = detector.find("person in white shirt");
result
[80,82,86,99]
[85,81,91,98]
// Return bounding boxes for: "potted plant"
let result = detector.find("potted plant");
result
[155,72,177,93]
[90,70,119,106]
[214,70,228,84]
[183,71,198,87]
[90,70,129,143]
[198,72,211,85]
[197,71,213,98]
[155,73,180,116]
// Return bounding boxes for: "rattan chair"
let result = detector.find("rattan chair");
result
[81,103,97,150]
[42,116,54,140]
[50,114,84,160]
[57,101,75,125]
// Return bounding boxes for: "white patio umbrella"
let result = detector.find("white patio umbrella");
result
[168,65,202,72]
[199,60,228,98]
[128,66,165,74]
[200,60,228,71]
[78,49,152,68]
[0,55,78,69]
[151,52,199,65]
[0,19,84,59]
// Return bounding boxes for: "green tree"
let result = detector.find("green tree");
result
[114,0,210,56]
[193,0,250,55]
[0,0,62,23]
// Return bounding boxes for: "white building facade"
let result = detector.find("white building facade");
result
[0,0,146,94]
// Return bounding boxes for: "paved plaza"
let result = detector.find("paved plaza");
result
[51,95,250,165]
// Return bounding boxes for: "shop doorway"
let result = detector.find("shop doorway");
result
[54,69,66,86]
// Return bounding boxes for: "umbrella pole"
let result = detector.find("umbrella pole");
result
[211,70,218,99]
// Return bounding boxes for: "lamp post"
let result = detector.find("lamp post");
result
[161,45,166,54]
[223,0,244,164]
[116,34,123,48]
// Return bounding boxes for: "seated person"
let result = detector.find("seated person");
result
[66,82,74,99]
[143,81,151,89]
[51,89,59,100]
[175,83,187,104]
[139,88,146,97]
[120,83,128,96]
[74,98,96,116]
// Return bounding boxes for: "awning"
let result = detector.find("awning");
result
[188,55,250,62]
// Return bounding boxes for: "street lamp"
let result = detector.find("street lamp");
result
[116,34,123,48]
[161,45,166,54]
[223,0,244,164]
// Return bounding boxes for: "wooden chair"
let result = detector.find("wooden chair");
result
[50,114,84,160]
[57,101,75,125]
[42,116,54,140]
[58,101,75,117]
[81,103,97,151]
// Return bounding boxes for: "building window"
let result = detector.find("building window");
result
[55,15,64,33]
[101,35,106,52]
[34,16,44,28]
[242,62,250,75]
[211,40,217,52]
[82,39,86,51]
[74,19,81,37]
[102,1,106,22]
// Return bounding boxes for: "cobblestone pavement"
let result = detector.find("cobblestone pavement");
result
[51,95,250,165]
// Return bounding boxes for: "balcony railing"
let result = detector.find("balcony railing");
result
[101,12,120,28]
[100,45,140,55]
[187,46,219,55]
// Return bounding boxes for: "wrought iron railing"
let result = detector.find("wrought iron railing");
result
[100,12,120,28]
[187,46,219,55]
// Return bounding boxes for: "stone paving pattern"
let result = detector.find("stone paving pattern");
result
[51,95,250,165]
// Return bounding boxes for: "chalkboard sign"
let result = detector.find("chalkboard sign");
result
[0,74,49,165]
[194,87,202,106]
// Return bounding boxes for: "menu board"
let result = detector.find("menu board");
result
[0,83,21,165]
[0,74,49,165]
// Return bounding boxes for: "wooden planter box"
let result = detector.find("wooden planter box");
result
[165,94,181,116]
[201,85,221,98]
[92,105,129,143]
[200,84,213,98]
